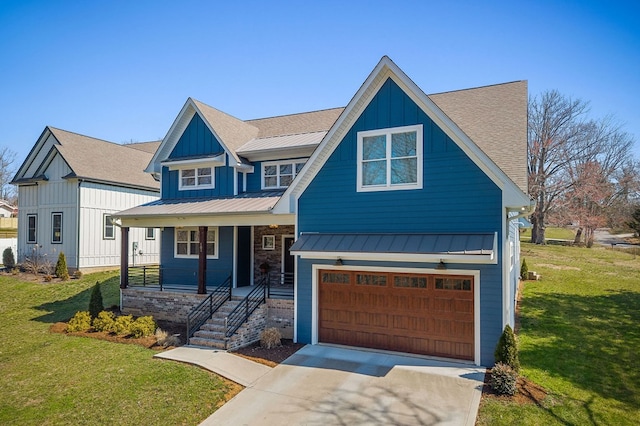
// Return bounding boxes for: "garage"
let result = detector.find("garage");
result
[318,269,474,360]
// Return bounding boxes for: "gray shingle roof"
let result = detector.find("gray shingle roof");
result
[429,81,528,192]
[48,127,160,190]
[246,107,344,138]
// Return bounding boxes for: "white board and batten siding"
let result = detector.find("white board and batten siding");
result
[16,154,79,267]
[78,182,160,269]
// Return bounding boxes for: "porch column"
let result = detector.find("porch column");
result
[120,226,129,289]
[198,226,207,294]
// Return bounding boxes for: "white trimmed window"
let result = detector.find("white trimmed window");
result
[145,227,155,240]
[262,160,306,189]
[51,212,63,243]
[175,227,218,259]
[179,167,214,190]
[27,214,37,243]
[357,124,423,192]
[104,215,115,240]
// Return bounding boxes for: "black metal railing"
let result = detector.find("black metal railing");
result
[225,275,267,340]
[128,265,232,292]
[186,275,233,344]
[267,272,294,300]
[128,265,162,287]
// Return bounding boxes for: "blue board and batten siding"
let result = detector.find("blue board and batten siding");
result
[296,78,505,365]
[160,226,234,287]
[162,114,236,199]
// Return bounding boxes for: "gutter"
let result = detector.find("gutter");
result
[506,200,536,225]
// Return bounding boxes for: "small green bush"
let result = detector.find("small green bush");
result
[73,270,83,279]
[490,362,518,395]
[495,324,520,372]
[113,315,134,336]
[66,311,92,332]
[92,311,116,332]
[520,258,528,280]
[3,247,15,269]
[130,316,157,338]
[89,282,104,319]
[55,252,69,281]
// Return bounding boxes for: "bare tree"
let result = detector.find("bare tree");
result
[0,147,17,203]
[528,91,636,244]
[527,90,590,244]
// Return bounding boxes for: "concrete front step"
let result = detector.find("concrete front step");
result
[188,336,227,349]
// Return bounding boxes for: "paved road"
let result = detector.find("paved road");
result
[593,229,636,247]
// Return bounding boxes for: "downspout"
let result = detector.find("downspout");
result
[506,200,536,229]
[76,179,83,271]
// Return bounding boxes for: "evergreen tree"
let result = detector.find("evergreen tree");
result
[520,258,528,280]
[89,282,104,319]
[2,247,15,269]
[55,252,69,281]
[494,324,520,372]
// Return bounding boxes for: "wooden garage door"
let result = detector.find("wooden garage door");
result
[318,270,474,360]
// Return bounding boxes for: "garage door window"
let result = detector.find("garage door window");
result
[321,272,351,284]
[356,273,387,286]
[435,277,472,291]
[394,275,427,288]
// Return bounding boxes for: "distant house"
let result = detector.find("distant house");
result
[11,127,161,271]
[115,56,532,365]
[0,200,17,218]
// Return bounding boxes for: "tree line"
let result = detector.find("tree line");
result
[528,90,639,246]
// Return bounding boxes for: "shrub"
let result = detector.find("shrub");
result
[55,252,69,280]
[43,274,53,282]
[89,282,104,319]
[3,247,15,269]
[490,362,518,395]
[260,327,282,349]
[92,311,116,332]
[155,328,181,347]
[113,315,134,336]
[130,316,156,338]
[520,258,528,280]
[67,311,92,332]
[495,324,520,372]
[73,270,83,279]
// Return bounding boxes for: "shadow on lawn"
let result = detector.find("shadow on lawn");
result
[31,276,120,323]
[519,288,640,410]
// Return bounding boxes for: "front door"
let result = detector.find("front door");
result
[236,226,251,286]
[283,236,295,283]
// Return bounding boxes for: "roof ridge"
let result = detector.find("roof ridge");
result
[245,106,345,122]
[428,80,527,97]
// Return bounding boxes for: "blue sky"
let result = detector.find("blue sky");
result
[1,0,639,168]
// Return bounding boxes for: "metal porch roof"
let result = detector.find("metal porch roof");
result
[290,232,496,262]
[114,191,285,218]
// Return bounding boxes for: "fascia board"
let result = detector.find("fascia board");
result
[145,99,197,174]
[295,251,496,264]
[162,153,226,170]
[11,127,54,183]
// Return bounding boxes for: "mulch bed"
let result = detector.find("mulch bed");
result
[231,340,305,367]
[480,369,547,405]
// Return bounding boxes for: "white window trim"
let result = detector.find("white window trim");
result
[145,227,156,240]
[174,227,219,259]
[356,124,423,192]
[178,167,215,191]
[27,214,37,244]
[261,159,307,189]
[103,214,115,240]
[51,212,63,244]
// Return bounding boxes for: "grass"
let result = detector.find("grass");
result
[477,243,640,425]
[0,271,236,425]
[520,226,576,241]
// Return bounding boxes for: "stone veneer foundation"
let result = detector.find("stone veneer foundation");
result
[121,288,295,343]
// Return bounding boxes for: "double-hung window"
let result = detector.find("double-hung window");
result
[104,215,115,240]
[175,227,218,259]
[262,160,306,189]
[179,167,213,190]
[27,214,37,243]
[51,212,63,243]
[357,124,423,191]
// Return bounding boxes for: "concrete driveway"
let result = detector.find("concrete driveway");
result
[201,345,485,426]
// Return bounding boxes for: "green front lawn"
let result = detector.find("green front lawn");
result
[0,271,235,425]
[477,243,640,425]
[520,226,576,241]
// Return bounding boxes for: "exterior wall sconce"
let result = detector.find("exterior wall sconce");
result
[335,258,343,266]
[436,260,446,270]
